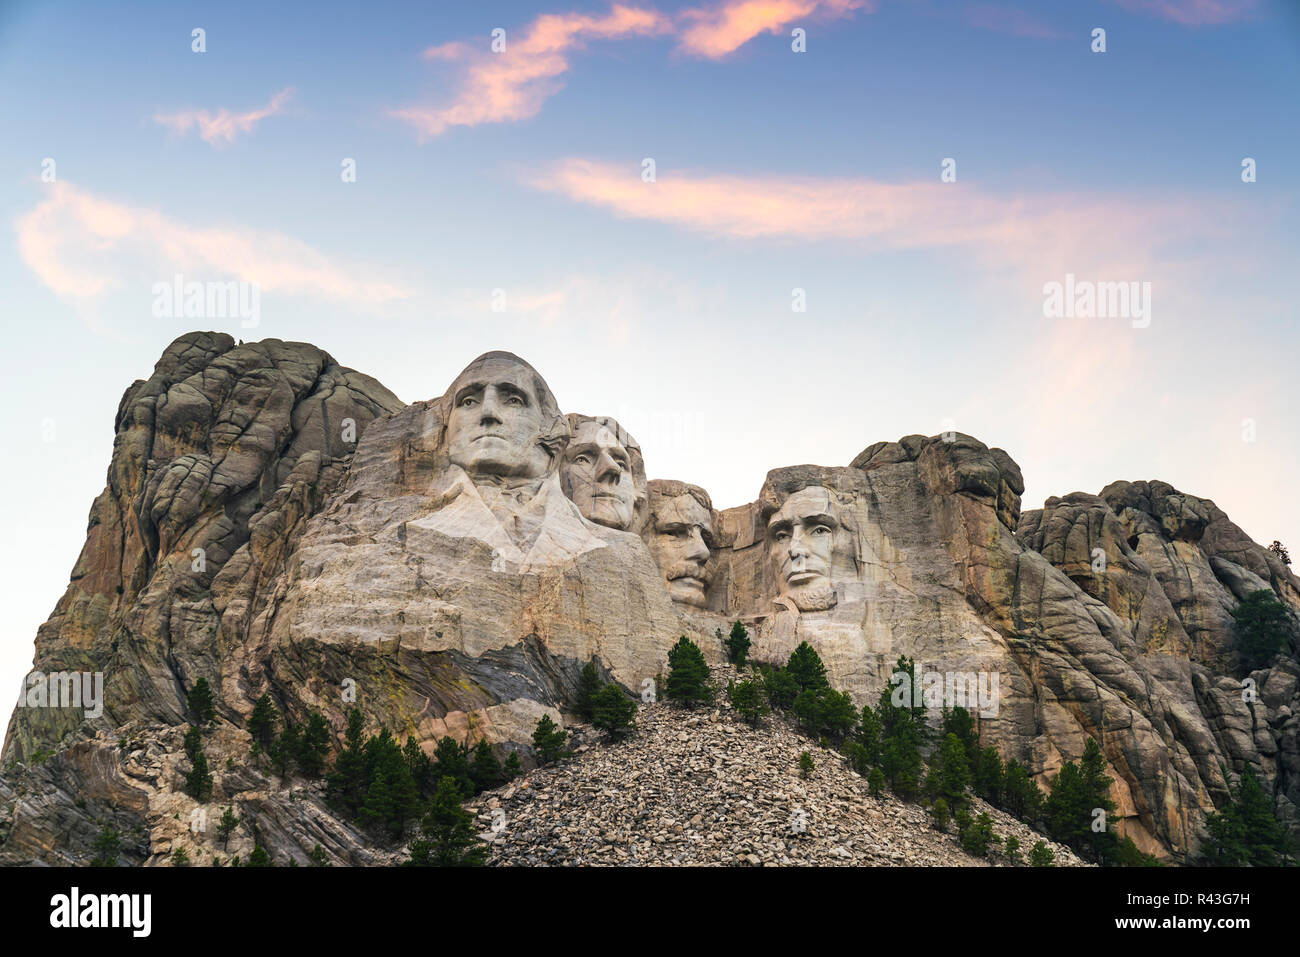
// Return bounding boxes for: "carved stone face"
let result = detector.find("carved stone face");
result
[562,420,637,530]
[767,486,840,612]
[647,493,715,607]
[445,356,553,480]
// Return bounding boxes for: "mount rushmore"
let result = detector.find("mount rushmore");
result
[2,332,1297,864]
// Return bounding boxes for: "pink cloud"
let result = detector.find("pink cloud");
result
[16,181,410,309]
[1111,0,1260,26]
[390,5,670,139]
[676,0,872,58]
[963,4,1060,38]
[153,87,295,146]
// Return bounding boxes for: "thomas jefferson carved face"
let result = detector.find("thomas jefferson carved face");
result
[445,354,556,480]
[562,420,638,530]
[647,488,715,607]
[767,486,840,612]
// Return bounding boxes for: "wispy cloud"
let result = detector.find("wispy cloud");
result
[676,0,872,58]
[1111,0,1261,26]
[962,3,1060,38]
[526,157,1237,288]
[15,181,411,314]
[389,6,670,139]
[153,87,295,146]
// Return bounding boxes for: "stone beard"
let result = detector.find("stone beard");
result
[766,485,843,612]
[645,482,715,608]
[561,417,641,531]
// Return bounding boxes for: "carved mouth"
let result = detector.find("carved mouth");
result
[785,571,822,586]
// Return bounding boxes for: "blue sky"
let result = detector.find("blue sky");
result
[1,0,1297,693]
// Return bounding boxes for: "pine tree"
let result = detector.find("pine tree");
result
[504,751,522,779]
[247,694,278,752]
[665,636,713,707]
[432,736,475,796]
[1029,841,1055,867]
[575,659,602,722]
[269,724,301,779]
[727,674,769,727]
[171,847,191,867]
[940,706,979,767]
[469,739,503,794]
[187,677,216,725]
[1196,765,1293,866]
[723,621,751,667]
[358,728,422,840]
[309,844,331,866]
[91,825,121,867]
[857,705,882,767]
[930,797,951,831]
[867,767,885,797]
[186,749,213,801]
[973,747,1004,805]
[404,735,435,798]
[531,714,569,764]
[247,845,271,867]
[183,724,203,762]
[296,711,331,779]
[217,807,240,851]
[326,708,369,816]
[785,642,829,694]
[592,684,638,741]
[1231,589,1294,671]
[1002,759,1044,823]
[928,732,973,810]
[956,810,998,858]
[759,665,799,711]
[798,751,815,779]
[404,777,489,867]
[1004,835,1021,865]
[877,656,927,800]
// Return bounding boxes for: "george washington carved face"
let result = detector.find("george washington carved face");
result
[443,352,564,481]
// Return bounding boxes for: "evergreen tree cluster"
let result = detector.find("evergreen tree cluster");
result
[245,694,332,782]
[1194,765,1294,866]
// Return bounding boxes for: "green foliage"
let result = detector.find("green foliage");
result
[297,711,332,779]
[469,739,503,793]
[1043,738,1119,864]
[1195,765,1293,867]
[404,777,489,867]
[171,847,191,867]
[247,694,279,752]
[1268,540,1291,565]
[575,659,602,722]
[1231,589,1294,671]
[531,714,569,764]
[665,636,713,708]
[792,687,859,743]
[1029,841,1055,867]
[186,749,213,802]
[269,723,301,779]
[592,684,638,741]
[867,767,885,797]
[432,736,475,798]
[309,843,331,866]
[799,751,814,779]
[187,678,215,725]
[247,845,271,867]
[956,810,998,858]
[1001,760,1044,823]
[857,706,882,766]
[723,620,751,667]
[930,796,951,832]
[785,642,830,695]
[357,728,422,840]
[1004,835,1021,865]
[183,725,202,762]
[876,657,927,801]
[326,709,369,816]
[759,665,800,710]
[941,706,979,766]
[91,825,121,867]
[727,675,769,728]
[217,807,240,851]
[927,732,973,811]
[973,747,1005,805]
[504,751,522,779]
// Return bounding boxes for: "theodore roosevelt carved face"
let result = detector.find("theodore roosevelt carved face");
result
[645,480,715,607]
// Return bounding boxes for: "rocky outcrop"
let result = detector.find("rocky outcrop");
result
[2,335,1295,865]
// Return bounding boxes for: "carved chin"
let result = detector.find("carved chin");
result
[667,578,709,607]
[787,581,837,612]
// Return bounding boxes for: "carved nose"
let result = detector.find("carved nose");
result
[595,450,621,482]
[686,529,709,561]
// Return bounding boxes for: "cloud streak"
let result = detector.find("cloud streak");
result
[16,181,411,313]
[1111,0,1261,26]
[153,87,295,146]
[676,0,872,58]
[962,4,1060,39]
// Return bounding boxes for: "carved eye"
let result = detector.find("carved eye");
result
[773,530,790,543]
[573,454,592,466]
[459,395,477,408]
[812,525,832,536]
[506,394,524,407]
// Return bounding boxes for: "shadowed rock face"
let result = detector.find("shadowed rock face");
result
[1,336,1296,865]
